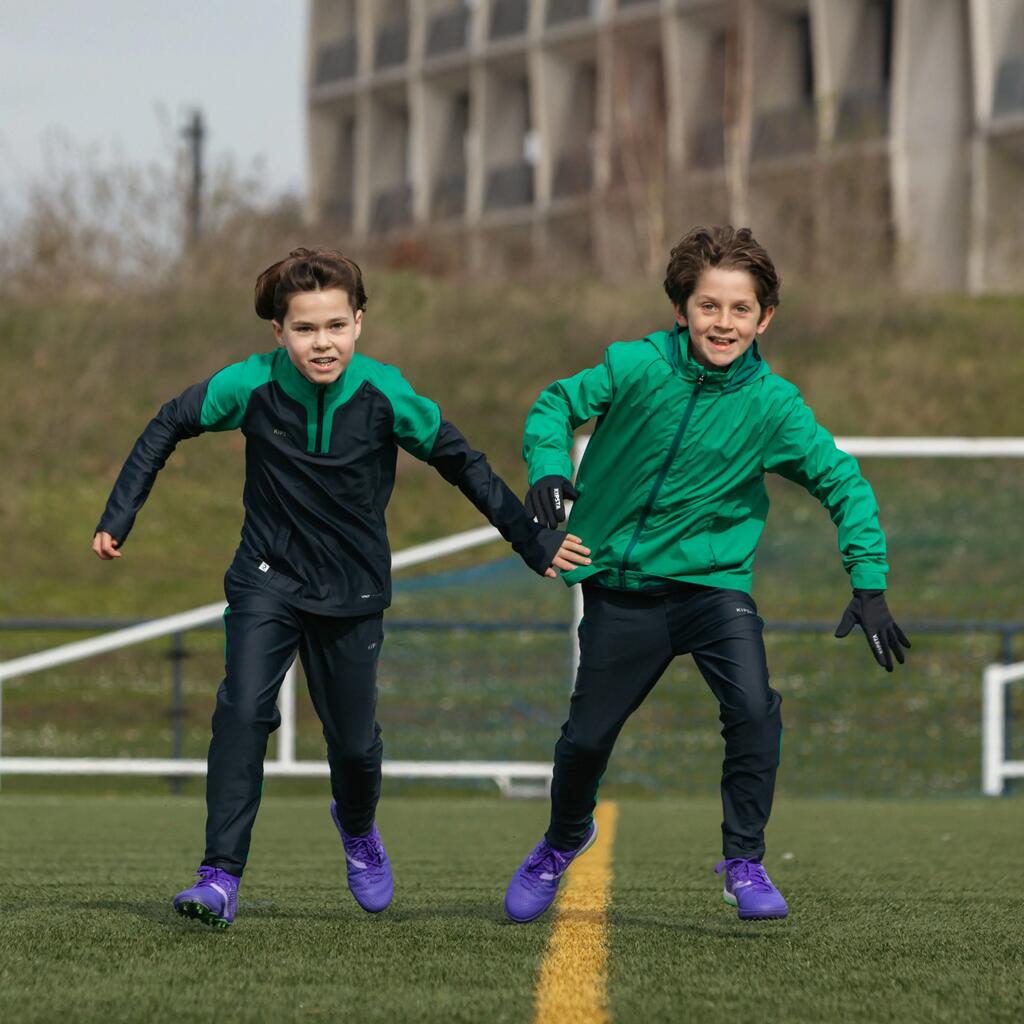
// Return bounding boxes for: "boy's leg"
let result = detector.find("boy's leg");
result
[547,587,673,850]
[203,577,301,876]
[678,593,781,861]
[299,611,384,837]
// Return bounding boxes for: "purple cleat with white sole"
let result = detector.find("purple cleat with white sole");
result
[330,801,393,913]
[504,821,598,923]
[715,858,788,920]
[173,865,239,929]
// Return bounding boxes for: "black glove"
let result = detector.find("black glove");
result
[834,589,911,672]
[524,475,579,529]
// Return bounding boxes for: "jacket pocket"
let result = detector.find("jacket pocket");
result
[676,532,717,573]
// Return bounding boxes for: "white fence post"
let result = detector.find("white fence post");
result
[980,660,1024,796]
[982,664,1006,796]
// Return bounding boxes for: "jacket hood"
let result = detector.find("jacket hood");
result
[646,325,770,392]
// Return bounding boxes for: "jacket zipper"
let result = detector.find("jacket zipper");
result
[618,372,705,588]
[314,386,326,454]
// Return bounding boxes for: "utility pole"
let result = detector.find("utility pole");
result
[182,109,205,249]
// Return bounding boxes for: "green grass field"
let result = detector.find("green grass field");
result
[1,794,1021,1023]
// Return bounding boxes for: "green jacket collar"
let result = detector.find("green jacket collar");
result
[649,325,770,392]
[275,347,351,403]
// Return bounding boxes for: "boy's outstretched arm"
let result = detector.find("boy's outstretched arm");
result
[383,366,590,577]
[93,358,256,558]
[522,356,615,528]
[762,390,910,671]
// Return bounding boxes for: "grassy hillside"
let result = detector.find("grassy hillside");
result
[2,271,1024,619]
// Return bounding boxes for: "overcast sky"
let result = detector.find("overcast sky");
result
[0,1,306,209]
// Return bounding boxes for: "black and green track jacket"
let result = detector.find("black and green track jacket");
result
[97,348,562,615]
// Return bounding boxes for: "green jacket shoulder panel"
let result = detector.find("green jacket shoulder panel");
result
[605,334,679,390]
[352,353,442,460]
[523,336,671,484]
[200,351,278,431]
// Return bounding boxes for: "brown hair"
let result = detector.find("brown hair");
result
[663,226,780,315]
[254,247,368,322]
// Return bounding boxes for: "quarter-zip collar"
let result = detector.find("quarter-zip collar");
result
[648,324,770,392]
[274,348,350,454]
[275,347,351,403]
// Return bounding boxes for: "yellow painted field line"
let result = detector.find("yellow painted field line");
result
[533,801,619,1024]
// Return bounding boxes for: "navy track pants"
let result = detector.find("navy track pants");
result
[547,583,782,860]
[202,567,384,877]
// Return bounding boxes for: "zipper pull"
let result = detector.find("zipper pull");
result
[697,373,705,386]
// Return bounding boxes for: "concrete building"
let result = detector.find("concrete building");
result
[306,0,1024,291]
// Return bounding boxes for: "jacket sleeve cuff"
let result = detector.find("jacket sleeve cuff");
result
[850,566,888,590]
[513,526,563,576]
[528,457,573,486]
[95,513,134,544]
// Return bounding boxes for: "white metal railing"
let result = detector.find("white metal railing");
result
[834,437,1024,457]
[4,437,1023,795]
[0,524,554,796]
[982,660,1024,796]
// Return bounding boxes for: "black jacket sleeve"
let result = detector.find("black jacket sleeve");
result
[94,382,208,544]
[427,420,563,576]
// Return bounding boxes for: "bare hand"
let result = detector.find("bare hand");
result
[544,534,591,578]
[92,531,122,560]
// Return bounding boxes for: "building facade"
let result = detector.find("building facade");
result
[306,0,1024,291]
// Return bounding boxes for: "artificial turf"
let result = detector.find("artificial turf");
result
[0,795,1021,1023]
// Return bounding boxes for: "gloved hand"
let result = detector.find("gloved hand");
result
[834,589,911,672]
[524,475,579,529]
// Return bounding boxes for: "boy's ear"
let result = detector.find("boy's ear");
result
[672,304,688,328]
[271,319,285,343]
[756,306,776,334]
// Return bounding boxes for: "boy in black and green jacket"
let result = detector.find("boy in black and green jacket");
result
[503,226,909,923]
[94,248,590,928]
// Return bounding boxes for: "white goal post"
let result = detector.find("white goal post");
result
[982,661,1024,795]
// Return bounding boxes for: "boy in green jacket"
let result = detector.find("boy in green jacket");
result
[503,225,910,923]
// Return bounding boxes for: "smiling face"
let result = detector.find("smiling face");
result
[272,288,362,384]
[675,266,775,370]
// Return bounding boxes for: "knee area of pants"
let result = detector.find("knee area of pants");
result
[329,743,382,766]
[215,701,279,730]
[723,691,782,727]
[559,733,615,760]
[722,704,781,732]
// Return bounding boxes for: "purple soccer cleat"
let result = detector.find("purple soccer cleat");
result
[330,801,393,913]
[173,865,239,929]
[715,858,789,920]
[504,821,598,923]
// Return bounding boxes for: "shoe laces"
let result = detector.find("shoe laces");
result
[525,844,571,883]
[196,865,236,890]
[716,858,774,893]
[344,831,386,871]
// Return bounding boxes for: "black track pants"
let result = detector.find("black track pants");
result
[547,584,782,860]
[202,569,384,877]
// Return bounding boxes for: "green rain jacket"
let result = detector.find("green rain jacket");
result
[523,326,888,595]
